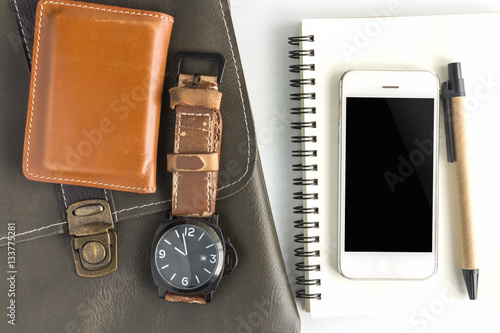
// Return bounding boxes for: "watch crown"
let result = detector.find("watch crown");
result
[223,239,238,276]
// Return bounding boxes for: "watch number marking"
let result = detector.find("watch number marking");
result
[185,227,195,237]
[210,254,217,264]
[158,226,219,289]
[182,277,189,286]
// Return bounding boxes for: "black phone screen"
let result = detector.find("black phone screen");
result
[344,97,435,252]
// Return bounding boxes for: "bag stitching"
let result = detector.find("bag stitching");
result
[113,200,170,216]
[0,221,67,241]
[60,184,68,209]
[11,0,32,62]
[216,0,251,190]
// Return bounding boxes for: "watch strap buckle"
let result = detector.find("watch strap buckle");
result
[67,199,117,277]
[173,51,226,84]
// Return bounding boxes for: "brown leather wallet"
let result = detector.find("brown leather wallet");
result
[22,0,173,193]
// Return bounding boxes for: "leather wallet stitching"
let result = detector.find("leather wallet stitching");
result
[42,1,173,21]
[25,0,173,192]
[11,0,32,62]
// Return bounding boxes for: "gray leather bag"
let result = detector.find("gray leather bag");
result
[0,0,300,331]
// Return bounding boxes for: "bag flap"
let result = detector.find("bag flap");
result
[0,0,256,245]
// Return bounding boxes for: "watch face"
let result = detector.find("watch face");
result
[154,224,220,290]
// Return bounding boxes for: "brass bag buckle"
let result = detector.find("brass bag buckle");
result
[67,199,117,277]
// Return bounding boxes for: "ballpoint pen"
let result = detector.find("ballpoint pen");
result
[442,62,479,300]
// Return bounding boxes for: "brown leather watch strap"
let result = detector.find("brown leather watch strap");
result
[164,291,206,304]
[167,74,222,218]
[164,74,223,304]
[166,152,219,172]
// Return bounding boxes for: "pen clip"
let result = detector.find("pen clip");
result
[441,81,455,163]
[441,62,466,163]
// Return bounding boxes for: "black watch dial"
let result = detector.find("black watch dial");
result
[154,224,220,290]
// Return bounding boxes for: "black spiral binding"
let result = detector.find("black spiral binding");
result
[289,35,321,300]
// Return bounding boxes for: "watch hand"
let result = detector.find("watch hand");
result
[183,233,188,256]
[174,247,186,256]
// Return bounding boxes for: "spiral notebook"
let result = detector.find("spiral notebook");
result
[289,14,500,318]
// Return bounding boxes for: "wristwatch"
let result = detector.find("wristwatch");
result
[151,52,237,304]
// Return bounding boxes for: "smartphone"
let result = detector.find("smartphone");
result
[338,69,439,280]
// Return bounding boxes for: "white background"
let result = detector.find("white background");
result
[231,0,500,332]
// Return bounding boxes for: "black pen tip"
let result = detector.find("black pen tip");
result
[463,269,479,300]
